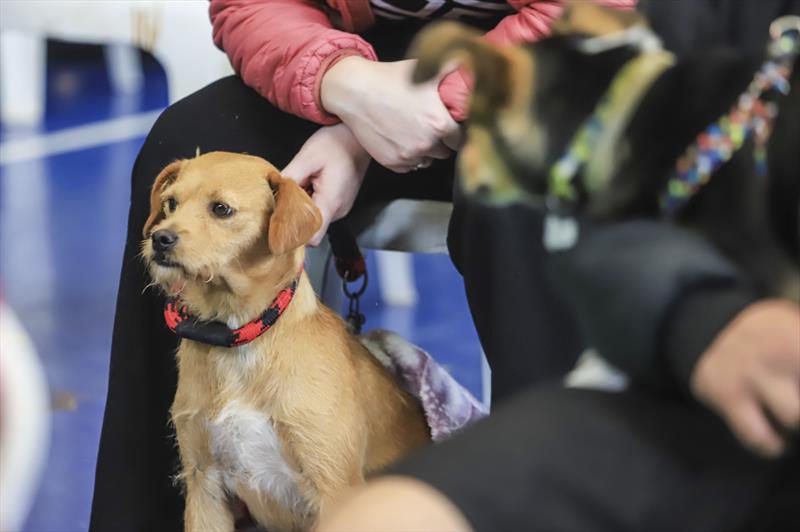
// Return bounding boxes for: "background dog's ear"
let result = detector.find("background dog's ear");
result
[266,171,322,255]
[143,160,184,237]
[409,21,520,123]
[551,1,646,37]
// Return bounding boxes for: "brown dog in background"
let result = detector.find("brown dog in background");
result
[141,151,429,531]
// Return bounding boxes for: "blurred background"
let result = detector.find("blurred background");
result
[0,2,484,530]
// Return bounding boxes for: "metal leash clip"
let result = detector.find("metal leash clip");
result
[342,268,368,334]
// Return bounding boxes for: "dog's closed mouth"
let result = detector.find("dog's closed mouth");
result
[153,254,181,268]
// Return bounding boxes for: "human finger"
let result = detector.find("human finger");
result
[282,153,319,187]
[425,142,453,160]
[413,157,434,171]
[754,372,800,432]
[442,124,465,151]
[726,397,786,457]
[307,194,335,247]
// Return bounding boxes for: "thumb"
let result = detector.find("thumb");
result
[282,153,320,188]
[306,186,338,247]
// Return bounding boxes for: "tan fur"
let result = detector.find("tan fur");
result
[142,152,430,531]
[551,0,646,37]
[410,21,518,123]
[410,22,544,204]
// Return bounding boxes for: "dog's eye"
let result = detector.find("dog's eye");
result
[211,202,233,218]
[164,197,177,213]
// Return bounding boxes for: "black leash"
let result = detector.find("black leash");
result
[327,219,367,333]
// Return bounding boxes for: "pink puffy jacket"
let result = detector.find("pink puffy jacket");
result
[209,0,635,124]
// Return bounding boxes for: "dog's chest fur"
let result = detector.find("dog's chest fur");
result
[206,401,304,512]
[177,341,305,512]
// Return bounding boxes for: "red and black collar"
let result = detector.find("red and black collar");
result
[164,269,302,348]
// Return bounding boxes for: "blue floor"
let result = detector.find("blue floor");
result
[1,43,482,532]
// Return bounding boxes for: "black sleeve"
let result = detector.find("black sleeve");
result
[547,220,758,391]
[767,56,800,264]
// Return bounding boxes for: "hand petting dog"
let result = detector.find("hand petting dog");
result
[282,123,371,246]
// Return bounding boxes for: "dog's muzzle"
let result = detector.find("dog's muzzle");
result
[151,229,180,267]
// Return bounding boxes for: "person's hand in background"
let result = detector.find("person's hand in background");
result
[282,124,371,246]
[321,57,462,173]
[692,299,800,457]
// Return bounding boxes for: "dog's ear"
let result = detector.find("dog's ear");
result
[409,21,525,123]
[266,171,322,255]
[551,1,646,37]
[143,160,184,237]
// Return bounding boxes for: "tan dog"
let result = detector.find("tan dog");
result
[141,151,430,531]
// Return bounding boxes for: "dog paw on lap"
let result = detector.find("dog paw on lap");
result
[142,151,430,532]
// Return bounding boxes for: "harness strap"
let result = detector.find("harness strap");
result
[548,44,675,210]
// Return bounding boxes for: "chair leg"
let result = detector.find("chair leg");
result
[0,31,46,126]
[104,43,143,95]
[376,250,418,307]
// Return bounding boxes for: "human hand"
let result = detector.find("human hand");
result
[691,300,800,457]
[282,124,371,246]
[321,57,462,173]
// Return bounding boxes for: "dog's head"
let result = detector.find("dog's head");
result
[409,3,767,219]
[141,152,322,296]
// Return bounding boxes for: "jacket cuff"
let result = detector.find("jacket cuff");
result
[300,35,377,125]
[439,67,473,122]
[313,48,374,124]
[662,283,758,393]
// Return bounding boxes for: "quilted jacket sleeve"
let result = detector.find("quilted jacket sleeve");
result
[210,0,377,124]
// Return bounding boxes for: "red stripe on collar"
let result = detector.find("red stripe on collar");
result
[163,268,303,348]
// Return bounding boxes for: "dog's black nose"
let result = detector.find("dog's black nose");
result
[152,229,178,252]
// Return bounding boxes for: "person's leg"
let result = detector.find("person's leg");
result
[90,75,450,531]
[447,182,583,403]
[323,385,798,531]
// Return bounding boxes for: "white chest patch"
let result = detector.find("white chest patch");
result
[207,403,305,512]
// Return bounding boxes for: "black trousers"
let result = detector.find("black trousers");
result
[393,384,799,532]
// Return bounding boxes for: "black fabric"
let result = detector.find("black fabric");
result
[546,221,754,390]
[369,0,512,30]
[638,0,800,58]
[393,383,800,532]
[447,184,584,397]
[662,284,758,391]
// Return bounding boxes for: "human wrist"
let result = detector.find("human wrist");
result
[666,285,757,394]
[320,55,370,117]
[333,123,370,165]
